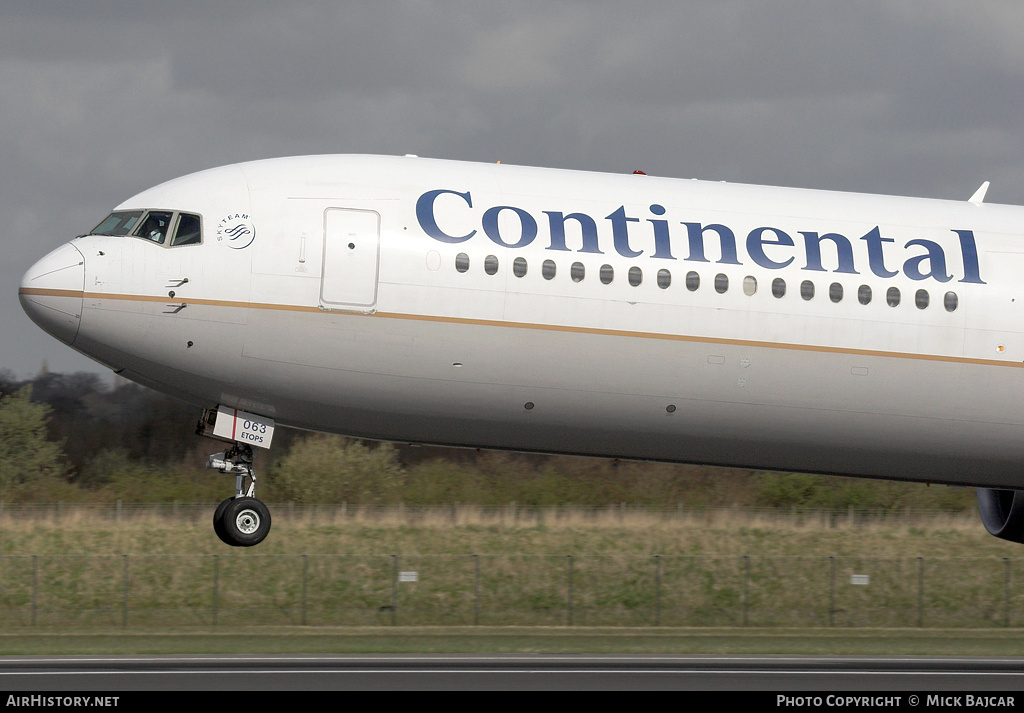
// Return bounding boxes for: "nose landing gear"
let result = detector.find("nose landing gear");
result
[207,443,272,547]
[198,405,276,547]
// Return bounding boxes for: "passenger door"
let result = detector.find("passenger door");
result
[320,208,380,313]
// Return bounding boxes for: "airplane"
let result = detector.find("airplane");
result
[17,154,1024,547]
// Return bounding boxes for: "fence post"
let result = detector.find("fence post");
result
[301,555,308,626]
[567,555,574,626]
[654,555,662,627]
[212,555,219,627]
[1005,557,1012,628]
[31,555,38,627]
[122,554,129,629]
[917,556,924,628]
[473,554,480,627]
[391,555,398,626]
[743,555,750,627]
[829,556,836,627]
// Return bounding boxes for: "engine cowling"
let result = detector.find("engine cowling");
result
[977,488,1024,544]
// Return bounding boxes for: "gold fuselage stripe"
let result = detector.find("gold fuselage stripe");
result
[19,286,1020,369]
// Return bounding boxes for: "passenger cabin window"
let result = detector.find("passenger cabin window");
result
[542,259,556,280]
[628,266,643,287]
[944,291,958,312]
[513,257,528,278]
[800,280,815,300]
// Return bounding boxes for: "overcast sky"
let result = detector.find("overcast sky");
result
[4,1,1024,380]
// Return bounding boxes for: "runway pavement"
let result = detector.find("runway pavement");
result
[1,654,1023,693]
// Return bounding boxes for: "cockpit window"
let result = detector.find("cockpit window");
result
[171,213,202,246]
[92,211,144,236]
[90,209,203,246]
[133,211,174,244]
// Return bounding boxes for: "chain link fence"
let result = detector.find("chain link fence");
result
[0,552,1019,629]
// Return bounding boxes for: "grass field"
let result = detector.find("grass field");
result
[3,506,1024,655]
[0,504,1007,557]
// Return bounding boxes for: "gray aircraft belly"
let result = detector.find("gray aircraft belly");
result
[217,305,1021,488]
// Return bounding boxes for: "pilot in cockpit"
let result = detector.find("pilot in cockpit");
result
[136,212,172,244]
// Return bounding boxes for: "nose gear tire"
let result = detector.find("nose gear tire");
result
[218,497,272,547]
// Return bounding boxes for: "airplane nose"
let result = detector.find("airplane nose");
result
[18,242,86,346]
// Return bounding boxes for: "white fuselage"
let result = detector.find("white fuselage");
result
[19,155,1024,488]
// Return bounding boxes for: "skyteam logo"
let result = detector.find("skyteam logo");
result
[216,213,256,249]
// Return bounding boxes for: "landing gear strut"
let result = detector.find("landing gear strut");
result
[207,443,272,547]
